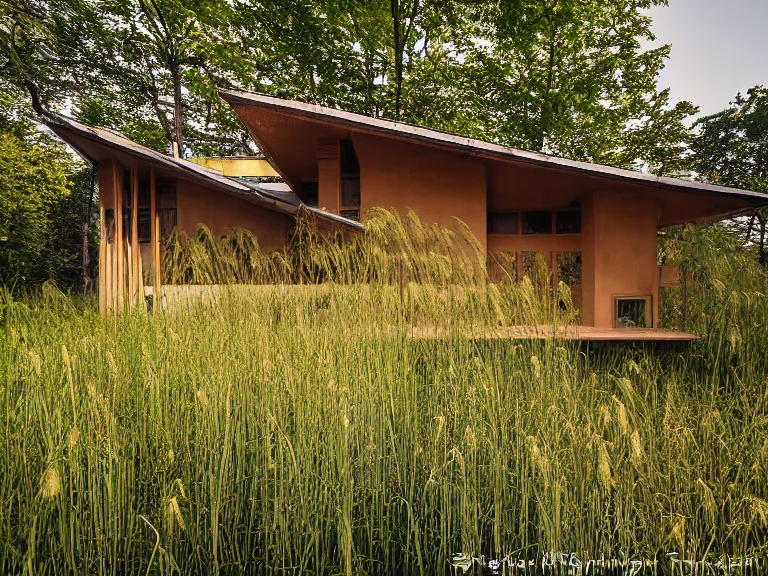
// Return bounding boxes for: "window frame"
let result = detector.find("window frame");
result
[487,211,520,235]
[339,139,360,221]
[555,207,582,235]
[488,204,582,237]
[613,295,653,329]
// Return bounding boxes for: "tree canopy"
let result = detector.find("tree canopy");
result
[2,0,697,165]
[1,0,767,288]
[691,86,768,265]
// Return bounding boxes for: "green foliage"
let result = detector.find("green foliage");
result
[451,0,696,171]
[0,0,92,107]
[1,0,698,169]
[660,224,768,372]
[0,130,75,287]
[691,87,768,264]
[3,222,768,573]
[692,87,768,193]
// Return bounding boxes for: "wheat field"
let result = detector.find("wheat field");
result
[2,213,768,574]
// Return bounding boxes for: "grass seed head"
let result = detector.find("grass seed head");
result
[68,427,80,450]
[598,443,614,490]
[168,496,185,533]
[630,429,644,465]
[39,466,61,499]
[613,396,629,435]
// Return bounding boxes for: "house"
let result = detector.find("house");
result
[219,89,768,331]
[42,91,768,335]
[42,113,362,314]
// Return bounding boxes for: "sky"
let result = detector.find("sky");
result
[646,0,768,118]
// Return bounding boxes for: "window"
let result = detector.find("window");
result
[521,251,543,279]
[522,211,552,235]
[138,177,151,242]
[556,205,581,234]
[557,252,582,285]
[341,178,360,209]
[105,208,115,243]
[157,182,177,241]
[614,296,652,328]
[340,140,360,173]
[488,251,517,283]
[488,212,519,234]
[340,140,360,221]
[300,181,319,208]
[122,169,131,239]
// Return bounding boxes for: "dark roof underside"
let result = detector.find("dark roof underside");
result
[41,112,364,231]
[220,89,768,226]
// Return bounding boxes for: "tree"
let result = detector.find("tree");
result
[0,124,81,288]
[70,0,261,156]
[691,86,768,265]
[0,2,100,291]
[0,0,92,112]
[451,0,695,172]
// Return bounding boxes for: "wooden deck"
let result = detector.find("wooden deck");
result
[408,325,699,342]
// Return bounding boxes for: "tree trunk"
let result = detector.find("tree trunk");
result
[171,65,184,157]
[537,30,557,152]
[391,0,403,121]
[82,168,95,293]
[759,216,766,267]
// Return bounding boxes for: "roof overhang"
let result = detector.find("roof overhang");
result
[220,88,768,228]
[41,112,364,232]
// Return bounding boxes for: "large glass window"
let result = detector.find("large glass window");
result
[341,178,360,208]
[157,182,177,241]
[340,139,360,174]
[340,140,360,221]
[522,211,553,235]
[300,181,319,208]
[556,204,581,234]
[488,212,519,234]
[557,252,582,285]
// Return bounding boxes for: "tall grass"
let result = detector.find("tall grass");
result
[2,214,768,574]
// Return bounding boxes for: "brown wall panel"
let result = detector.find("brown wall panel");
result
[589,190,660,328]
[353,134,488,251]
[176,181,294,251]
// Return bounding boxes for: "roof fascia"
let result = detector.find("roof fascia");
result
[220,89,768,205]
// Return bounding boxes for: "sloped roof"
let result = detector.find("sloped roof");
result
[41,112,364,231]
[220,88,768,205]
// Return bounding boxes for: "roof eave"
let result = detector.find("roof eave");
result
[43,112,365,232]
[220,88,768,206]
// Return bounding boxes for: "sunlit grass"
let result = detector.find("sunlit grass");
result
[2,214,768,574]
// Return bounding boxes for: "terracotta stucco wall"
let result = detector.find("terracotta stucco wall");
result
[99,160,117,210]
[176,180,293,251]
[351,134,488,250]
[317,138,341,214]
[582,190,660,328]
[486,234,582,255]
[485,161,586,268]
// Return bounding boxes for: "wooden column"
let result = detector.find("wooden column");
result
[150,167,161,309]
[113,158,124,311]
[317,138,341,213]
[99,204,106,314]
[110,158,120,311]
[131,169,140,307]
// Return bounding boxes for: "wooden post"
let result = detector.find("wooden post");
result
[99,204,106,314]
[105,236,112,314]
[113,158,124,311]
[131,169,139,307]
[150,167,161,309]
